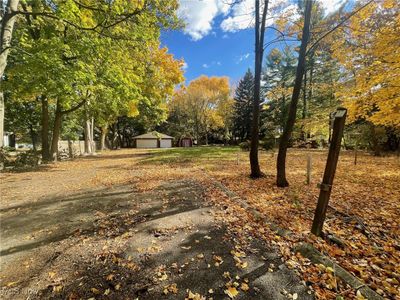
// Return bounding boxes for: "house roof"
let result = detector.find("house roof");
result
[133,131,173,139]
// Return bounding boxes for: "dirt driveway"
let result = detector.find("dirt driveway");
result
[0,150,312,299]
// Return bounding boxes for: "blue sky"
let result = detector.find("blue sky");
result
[161,17,255,85]
[160,0,346,85]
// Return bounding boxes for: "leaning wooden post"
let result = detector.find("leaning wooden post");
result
[311,108,347,236]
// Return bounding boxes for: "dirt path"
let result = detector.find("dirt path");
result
[0,150,313,299]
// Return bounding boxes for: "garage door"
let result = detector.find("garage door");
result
[136,139,158,148]
[160,139,172,148]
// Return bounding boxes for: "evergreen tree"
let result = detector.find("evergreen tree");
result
[233,69,254,142]
[261,47,296,138]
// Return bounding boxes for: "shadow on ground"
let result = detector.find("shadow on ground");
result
[0,179,313,300]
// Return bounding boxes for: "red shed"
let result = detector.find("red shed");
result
[179,137,193,147]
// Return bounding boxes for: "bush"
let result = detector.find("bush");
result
[0,148,10,169]
[14,150,41,168]
[260,138,275,150]
[239,141,250,151]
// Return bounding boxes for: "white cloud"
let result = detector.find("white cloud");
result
[220,0,254,32]
[221,0,298,32]
[178,0,344,41]
[178,0,231,41]
[182,62,188,70]
[202,63,210,68]
[321,0,346,15]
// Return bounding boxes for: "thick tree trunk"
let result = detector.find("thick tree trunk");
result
[50,101,62,161]
[249,0,269,178]
[41,96,51,161]
[0,0,20,148]
[277,0,313,187]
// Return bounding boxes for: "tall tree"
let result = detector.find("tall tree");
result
[333,0,400,129]
[250,0,269,178]
[2,0,182,160]
[4,98,40,150]
[233,69,254,142]
[276,0,313,187]
[0,0,20,148]
[263,47,296,134]
[169,76,233,144]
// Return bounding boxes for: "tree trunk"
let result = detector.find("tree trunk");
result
[41,96,51,161]
[116,119,122,148]
[67,139,74,158]
[100,125,108,151]
[249,0,269,178]
[84,118,92,154]
[0,0,20,148]
[277,0,313,187]
[29,124,37,151]
[0,93,4,149]
[90,116,95,153]
[370,124,382,156]
[50,101,63,161]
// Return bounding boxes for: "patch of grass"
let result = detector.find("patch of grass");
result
[140,146,241,165]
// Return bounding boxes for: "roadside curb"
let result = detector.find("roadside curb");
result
[295,243,384,300]
[206,173,384,300]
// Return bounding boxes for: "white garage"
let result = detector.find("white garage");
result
[133,132,173,149]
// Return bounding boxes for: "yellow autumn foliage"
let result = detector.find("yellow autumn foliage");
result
[333,0,400,128]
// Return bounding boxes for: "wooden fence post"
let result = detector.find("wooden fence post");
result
[307,154,312,185]
[311,108,347,236]
[354,143,358,165]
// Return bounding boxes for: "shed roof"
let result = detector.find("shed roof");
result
[133,131,173,139]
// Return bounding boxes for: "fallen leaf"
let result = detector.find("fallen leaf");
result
[53,285,63,293]
[225,286,239,298]
[91,288,101,294]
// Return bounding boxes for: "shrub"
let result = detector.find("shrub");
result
[14,150,41,168]
[260,138,275,150]
[0,148,10,169]
[239,141,250,151]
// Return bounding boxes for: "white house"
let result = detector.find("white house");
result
[133,131,173,148]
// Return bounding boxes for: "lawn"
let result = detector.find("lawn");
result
[141,146,241,164]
